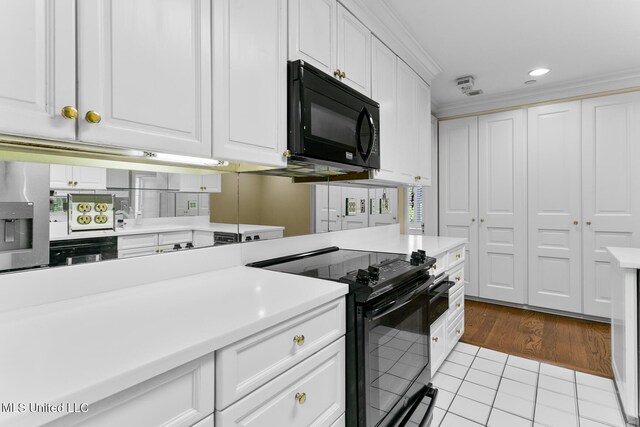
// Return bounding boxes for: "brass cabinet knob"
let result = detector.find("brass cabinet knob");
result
[471,218,476,222]
[295,392,307,404]
[586,221,592,226]
[455,276,461,281]
[283,149,292,158]
[415,176,421,180]
[293,335,305,346]
[203,187,207,190]
[85,110,101,123]
[73,181,78,186]
[456,329,461,335]
[432,336,438,342]
[341,71,346,78]
[61,106,78,120]
[480,219,485,223]
[433,263,437,270]
[573,220,579,225]
[334,69,342,78]
[456,253,461,259]
[456,303,461,308]
[67,181,73,186]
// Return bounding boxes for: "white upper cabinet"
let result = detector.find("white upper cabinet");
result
[396,59,419,184]
[478,110,526,304]
[168,173,221,193]
[416,78,432,186]
[288,0,336,75]
[0,0,76,141]
[50,165,107,190]
[213,0,287,168]
[289,0,370,96]
[370,37,398,182]
[336,4,371,96]
[76,0,212,157]
[439,117,479,297]
[581,92,640,317]
[528,101,582,313]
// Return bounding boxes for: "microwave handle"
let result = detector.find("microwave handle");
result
[356,107,375,161]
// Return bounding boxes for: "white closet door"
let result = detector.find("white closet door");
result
[0,0,76,140]
[341,187,369,229]
[582,92,640,317]
[478,110,526,303]
[439,117,479,296]
[528,101,582,312]
[77,0,212,156]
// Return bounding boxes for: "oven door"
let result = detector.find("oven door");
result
[293,63,380,169]
[428,278,455,325]
[363,278,431,426]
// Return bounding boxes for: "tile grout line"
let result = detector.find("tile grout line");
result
[573,370,581,427]
[530,360,542,426]
[485,352,509,426]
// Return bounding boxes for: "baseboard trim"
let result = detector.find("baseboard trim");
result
[464,295,610,324]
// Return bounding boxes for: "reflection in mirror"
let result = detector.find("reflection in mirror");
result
[39,165,241,273]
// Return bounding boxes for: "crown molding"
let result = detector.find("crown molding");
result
[340,0,442,85]
[434,68,640,118]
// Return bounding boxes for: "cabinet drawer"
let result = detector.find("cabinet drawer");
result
[47,354,214,427]
[216,337,345,427]
[447,245,465,269]
[158,230,193,245]
[192,414,214,427]
[215,298,346,409]
[430,252,447,277]
[449,285,464,310]
[448,291,464,324]
[330,413,345,427]
[118,247,159,259]
[118,233,158,250]
[447,311,464,351]
[448,264,464,291]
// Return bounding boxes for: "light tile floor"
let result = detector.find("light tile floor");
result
[427,342,628,427]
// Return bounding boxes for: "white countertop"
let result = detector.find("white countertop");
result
[0,226,466,426]
[49,221,285,241]
[0,266,346,427]
[607,247,640,269]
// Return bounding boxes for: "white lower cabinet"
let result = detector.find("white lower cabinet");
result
[117,232,193,258]
[329,413,345,427]
[216,337,345,427]
[192,414,214,427]
[430,245,466,376]
[215,298,346,408]
[47,355,215,427]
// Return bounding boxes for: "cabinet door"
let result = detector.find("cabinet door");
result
[73,167,107,190]
[315,185,342,233]
[582,93,640,317]
[439,117,479,297]
[202,175,222,193]
[0,0,76,141]
[424,116,439,235]
[430,316,446,376]
[528,102,582,312]
[341,187,369,230]
[288,0,336,76]
[336,4,371,96]
[77,0,212,157]
[50,165,74,189]
[213,0,287,168]
[416,79,432,186]
[396,60,419,185]
[370,37,398,183]
[478,110,526,304]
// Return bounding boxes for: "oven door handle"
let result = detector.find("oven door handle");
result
[368,281,430,320]
[398,384,438,427]
[429,280,455,303]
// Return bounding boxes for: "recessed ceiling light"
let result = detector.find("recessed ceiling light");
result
[524,79,537,85]
[529,68,550,77]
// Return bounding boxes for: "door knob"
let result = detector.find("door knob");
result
[480,219,484,223]
[586,221,592,226]
[471,218,476,222]
[61,106,78,120]
[85,110,101,123]
[573,220,579,225]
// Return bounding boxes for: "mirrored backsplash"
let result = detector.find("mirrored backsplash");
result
[2,161,400,274]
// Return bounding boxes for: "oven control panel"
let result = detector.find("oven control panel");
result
[68,194,115,232]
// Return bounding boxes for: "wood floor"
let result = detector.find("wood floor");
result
[461,299,613,378]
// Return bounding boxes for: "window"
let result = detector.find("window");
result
[407,186,424,234]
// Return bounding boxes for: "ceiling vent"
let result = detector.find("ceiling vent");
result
[456,75,483,96]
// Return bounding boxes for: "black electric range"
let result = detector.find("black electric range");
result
[248,246,439,427]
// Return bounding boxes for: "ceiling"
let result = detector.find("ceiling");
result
[384,0,640,110]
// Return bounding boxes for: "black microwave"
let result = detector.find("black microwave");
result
[288,60,380,173]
